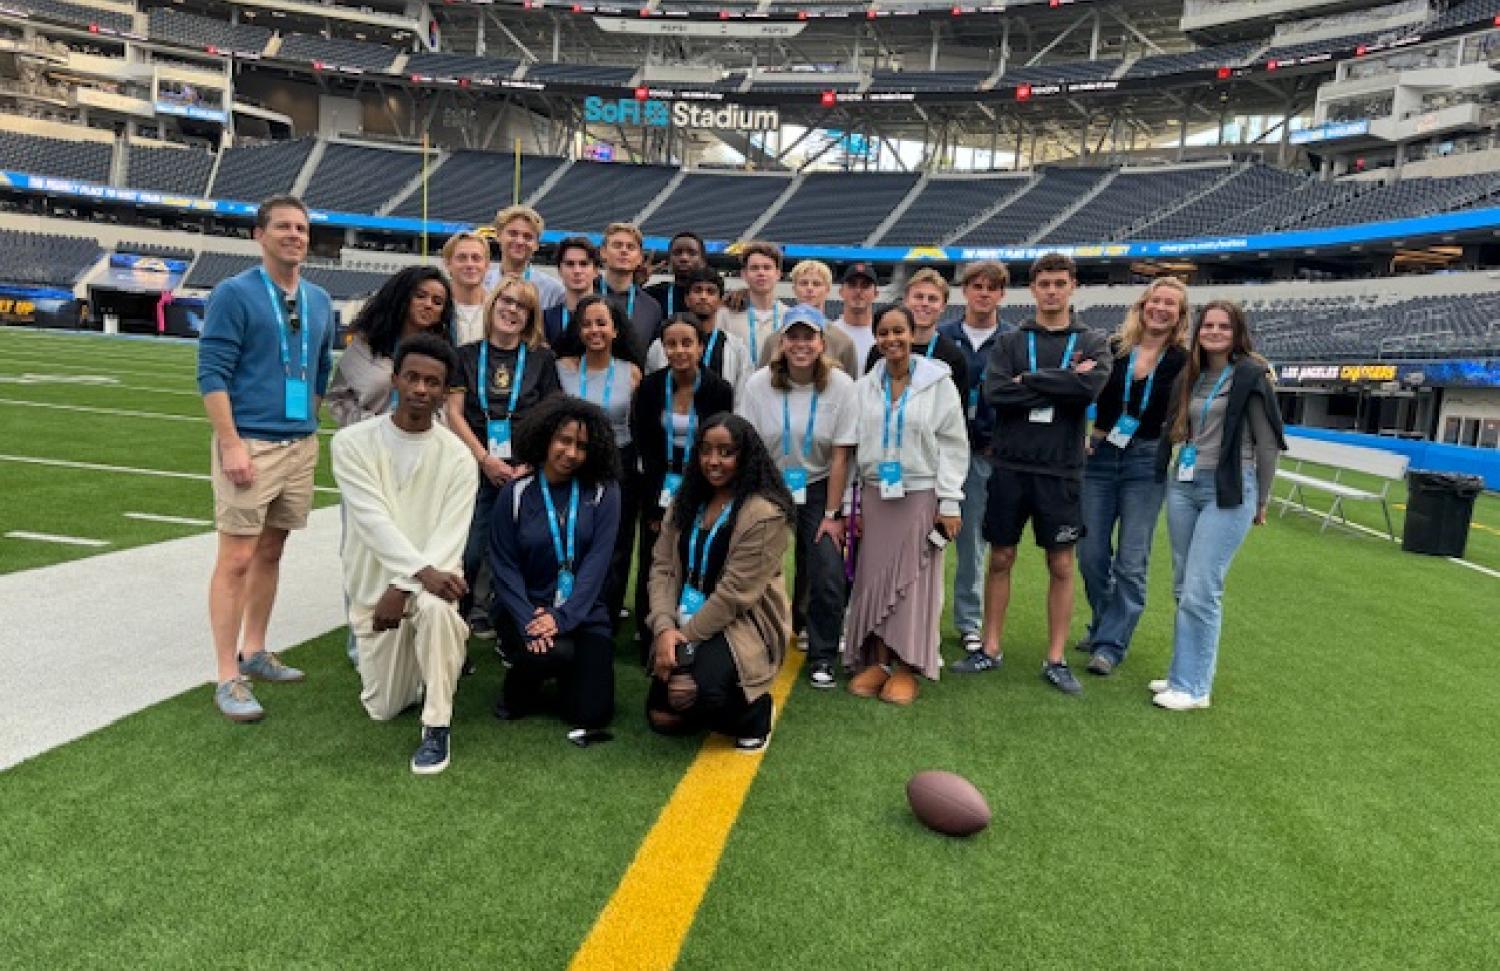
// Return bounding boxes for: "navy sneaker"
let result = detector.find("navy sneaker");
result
[808,662,836,690]
[411,727,450,775]
[1042,661,1083,696]
[1087,651,1117,676]
[950,650,1003,675]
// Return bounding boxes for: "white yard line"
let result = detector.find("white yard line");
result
[0,453,341,495]
[4,530,109,547]
[123,512,213,526]
[0,399,336,434]
[1283,503,1500,581]
[0,354,199,382]
[0,506,345,771]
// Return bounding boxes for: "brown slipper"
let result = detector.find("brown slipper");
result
[848,665,890,699]
[879,670,919,706]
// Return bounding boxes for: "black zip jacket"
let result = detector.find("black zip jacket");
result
[1154,356,1287,508]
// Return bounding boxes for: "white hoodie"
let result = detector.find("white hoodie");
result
[839,354,969,517]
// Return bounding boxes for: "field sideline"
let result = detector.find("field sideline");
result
[2,327,1498,968]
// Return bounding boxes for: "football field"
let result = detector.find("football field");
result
[2,326,1497,969]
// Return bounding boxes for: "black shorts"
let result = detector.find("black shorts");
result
[983,466,1085,550]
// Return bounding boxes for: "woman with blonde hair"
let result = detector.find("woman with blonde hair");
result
[1076,277,1191,676]
[447,278,562,637]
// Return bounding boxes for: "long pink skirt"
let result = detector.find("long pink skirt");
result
[842,488,944,680]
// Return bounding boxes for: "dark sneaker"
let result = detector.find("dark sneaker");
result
[1073,636,1093,655]
[808,662,836,690]
[239,651,305,683]
[214,676,263,722]
[1042,661,1083,696]
[1086,651,1117,676]
[735,733,770,754]
[950,650,1003,674]
[469,615,496,641]
[411,727,450,775]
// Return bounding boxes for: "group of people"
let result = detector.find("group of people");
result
[196,193,1286,775]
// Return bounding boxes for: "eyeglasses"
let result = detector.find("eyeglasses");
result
[497,295,533,313]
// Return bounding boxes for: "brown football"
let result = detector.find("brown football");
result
[906,770,991,837]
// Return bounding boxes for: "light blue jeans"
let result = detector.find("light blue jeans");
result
[953,453,993,635]
[1078,437,1167,665]
[1164,467,1258,700]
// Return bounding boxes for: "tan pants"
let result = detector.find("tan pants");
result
[352,590,467,728]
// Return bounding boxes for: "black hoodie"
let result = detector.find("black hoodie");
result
[982,317,1112,478]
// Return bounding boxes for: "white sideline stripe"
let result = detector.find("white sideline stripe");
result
[0,506,345,772]
[4,530,109,547]
[0,354,198,382]
[0,453,341,495]
[0,397,335,435]
[1298,506,1500,581]
[124,512,213,526]
[0,328,199,347]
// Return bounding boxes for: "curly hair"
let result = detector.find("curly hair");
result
[350,266,455,359]
[558,293,642,366]
[511,394,621,487]
[670,413,793,532]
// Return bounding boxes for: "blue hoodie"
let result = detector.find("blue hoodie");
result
[938,316,1011,453]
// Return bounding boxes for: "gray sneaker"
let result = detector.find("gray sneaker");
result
[1042,661,1083,696]
[1086,651,1117,676]
[215,677,264,722]
[950,650,1003,674]
[239,650,305,683]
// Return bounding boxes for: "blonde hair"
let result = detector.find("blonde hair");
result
[441,231,489,265]
[494,205,544,236]
[790,260,832,286]
[905,266,951,303]
[1116,277,1190,356]
[602,222,643,248]
[483,278,545,349]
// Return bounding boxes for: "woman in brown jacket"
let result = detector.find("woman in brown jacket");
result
[645,413,794,752]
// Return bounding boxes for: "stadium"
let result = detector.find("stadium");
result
[1,0,1498,965]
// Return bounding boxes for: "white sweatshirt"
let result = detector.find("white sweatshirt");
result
[839,354,970,517]
[331,416,478,609]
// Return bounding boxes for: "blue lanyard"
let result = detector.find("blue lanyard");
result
[1027,331,1079,373]
[748,302,780,362]
[663,368,702,473]
[1123,347,1160,417]
[781,388,819,463]
[258,269,309,379]
[539,477,580,572]
[600,278,636,317]
[580,355,616,410]
[924,333,939,357]
[687,499,735,587]
[881,368,912,453]
[1192,366,1233,442]
[667,287,675,317]
[478,341,527,417]
[703,328,722,371]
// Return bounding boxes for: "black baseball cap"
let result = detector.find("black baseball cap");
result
[841,262,878,285]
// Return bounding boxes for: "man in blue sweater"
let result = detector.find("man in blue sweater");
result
[197,195,335,722]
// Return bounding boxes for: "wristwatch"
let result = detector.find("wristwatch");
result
[823,508,843,520]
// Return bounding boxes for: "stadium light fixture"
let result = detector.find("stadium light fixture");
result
[635,86,650,100]
[1356,45,1368,56]
[820,90,837,107]
[1494,14,1500,25]
[1266,59,1279,71]
[1015,83,1032,101]
[1216,67,1230,80]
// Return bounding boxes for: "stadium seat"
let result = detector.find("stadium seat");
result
[879,176,1031,246]
[391,151,566,224]
[126,145,216,198]
[758,173,920,245]
[211,139,316,204]
[146,8,272,56]
[532,160,678,234]
[642,173,794,241]
[0,131,112,184]
[0,230,103,287]
[302,143,426,214]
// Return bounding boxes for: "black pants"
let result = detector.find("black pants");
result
[634,494,665,663]
[606,444,642,629]
[461,476,502,620]
[499,623,615,729]
[791,479,846,666]
[645,634,773,740]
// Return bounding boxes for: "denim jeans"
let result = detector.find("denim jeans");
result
[462,476,502,619]
[953,453,993,635]
[1164,467,1258,700]
[1078,437,1167,665]
[791,478,848,666]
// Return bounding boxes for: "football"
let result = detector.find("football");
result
[906,771,991,837]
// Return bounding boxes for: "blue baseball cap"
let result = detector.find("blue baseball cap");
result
[781,304,825,332]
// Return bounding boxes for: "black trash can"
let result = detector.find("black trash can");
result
[1402,471,1484,557]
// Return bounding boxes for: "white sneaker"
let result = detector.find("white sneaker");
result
[1153,689,1210,711]
[1148,678,1171,693]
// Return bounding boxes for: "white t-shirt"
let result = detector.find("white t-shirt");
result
[830,317,876,368]
[962,322,999,354]
[452,303,486,346]
[379,416,436,490]
[739,366,858,483]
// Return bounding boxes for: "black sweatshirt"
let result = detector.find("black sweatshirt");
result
[982,317,1112,478]
[1091,339,1188,443]
[628,366,735,518]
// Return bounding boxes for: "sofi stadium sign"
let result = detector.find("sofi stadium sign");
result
[583,96,779,132]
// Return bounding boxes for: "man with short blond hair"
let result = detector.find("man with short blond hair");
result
[729,242,858,373]
[198,194,335,722]
[492,204,564,311]
[442,231,490,344]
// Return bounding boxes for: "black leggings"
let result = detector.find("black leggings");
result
[645,634,772,740]
[499,624,615,729]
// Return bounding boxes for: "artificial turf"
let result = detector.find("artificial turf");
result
[4,327,1498,968]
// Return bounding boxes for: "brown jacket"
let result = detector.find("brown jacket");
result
[646,494,791,702]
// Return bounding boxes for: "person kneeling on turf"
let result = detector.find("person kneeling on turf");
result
[331,334,477,775]
[644,414,793,753]
[489,396,622,733]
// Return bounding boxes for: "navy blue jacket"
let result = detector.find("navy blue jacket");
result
[939,317,1010,454]
[490,475,621,637]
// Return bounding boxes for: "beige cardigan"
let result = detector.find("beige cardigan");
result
[646,494,791,702]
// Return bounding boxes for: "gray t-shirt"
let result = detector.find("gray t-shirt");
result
[1183,367,1280,505]
[558,357,636,447]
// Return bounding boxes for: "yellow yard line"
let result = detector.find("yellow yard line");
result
[568,650,805,971]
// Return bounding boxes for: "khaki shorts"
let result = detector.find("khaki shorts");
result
[211,433,318,536]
